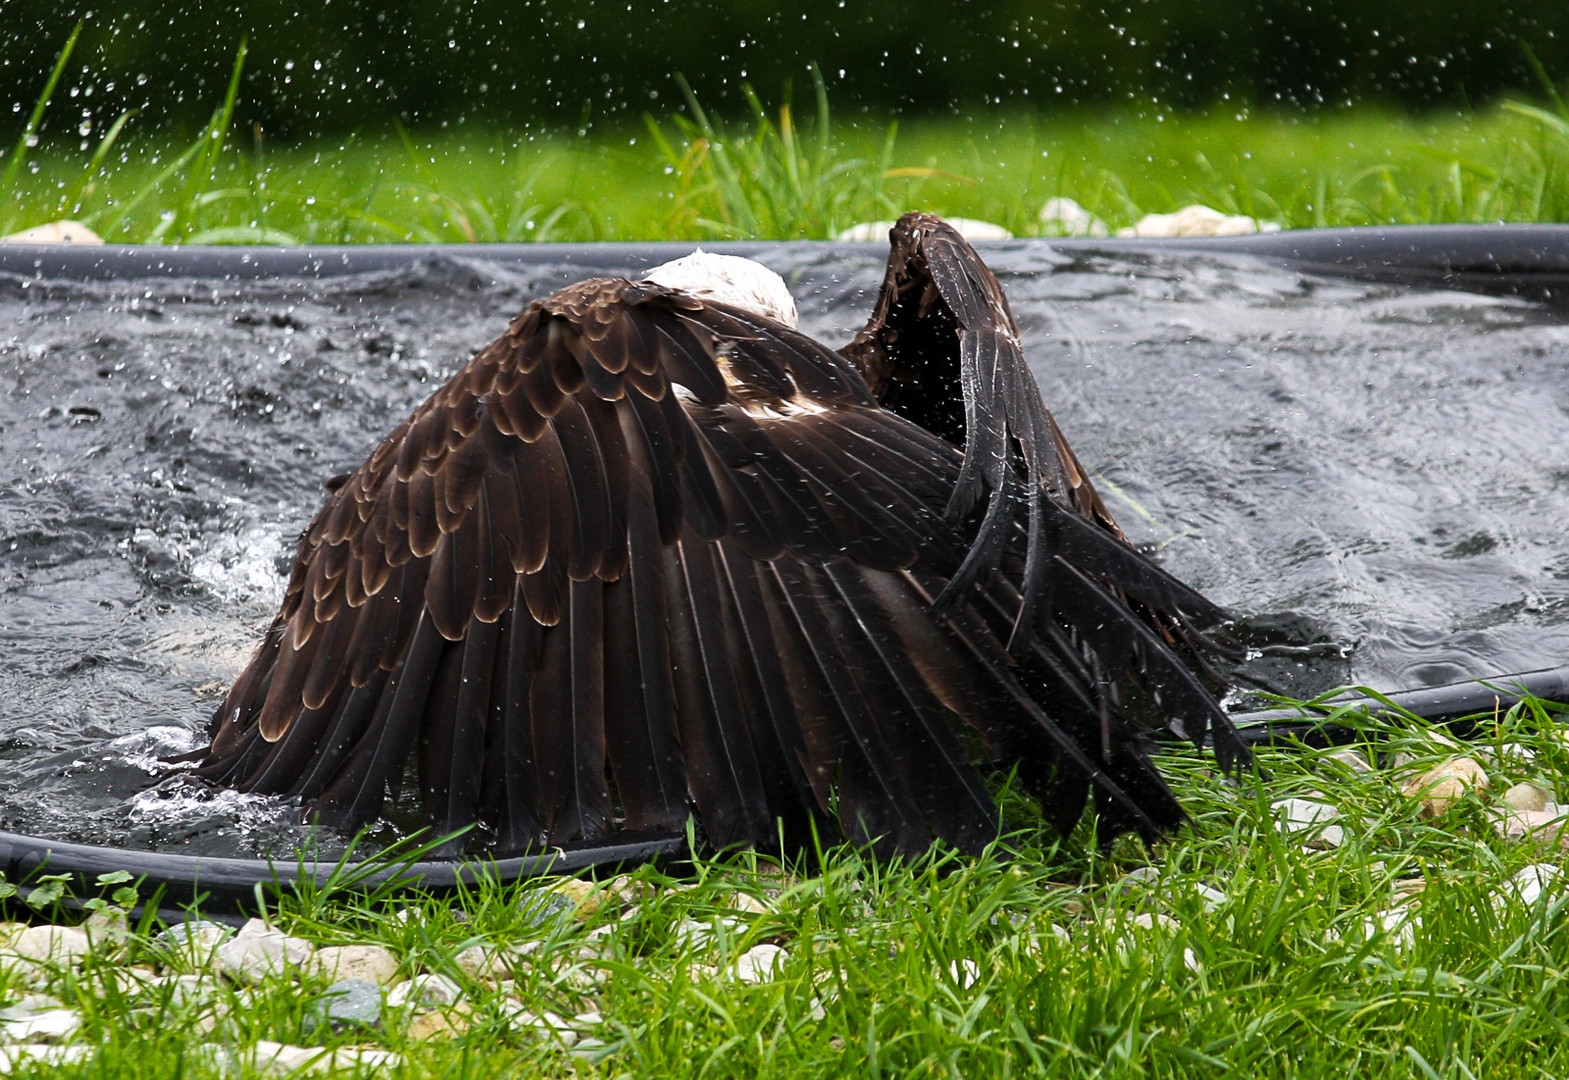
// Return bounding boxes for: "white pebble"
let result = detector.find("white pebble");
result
[1117,204,1280,238]
[1193,884,1228,912]
[244,1040,402,1075]
[1323,747,1373,774]
[729,944,787,984]
[1499,863,1562,907]
[568,1037,609,1061]
[386,973,461,1010]
[0,1044,93,1069]
[1038,196,1110,237]
[946,958,981,988]
[1495,806,1569,849]
[835,218,1012,243]
[307,944,399,985]
[1360,908,1418,949]
[1272,797,1346,848]
[7,926,92,967]
[0,221,103,246]
[506,1008,579,1047]
[214,921,314,984]
[0,1002,80,1043]
[672,917,742,950]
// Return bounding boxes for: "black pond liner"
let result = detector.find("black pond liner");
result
[2,224,1568,917]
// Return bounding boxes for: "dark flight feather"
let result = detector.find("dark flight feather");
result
[194,212,1246,856]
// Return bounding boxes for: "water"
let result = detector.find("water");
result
[2,243,1567,854]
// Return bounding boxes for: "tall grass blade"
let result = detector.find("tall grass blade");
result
[61,108,136,220]
[0,22,81,200]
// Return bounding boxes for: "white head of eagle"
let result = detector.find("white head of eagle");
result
[644,250,800,330]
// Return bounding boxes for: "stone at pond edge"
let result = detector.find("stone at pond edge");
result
[305,979,383,1035]
[1401,756,1489,817]
[0,1044,93,1070]
[1498,863,1562,906]
[245,1040,401,1075]
[386,973,461,1010]
[0,997,81,1043]
[8,926,91,966]
[213,920,314,983]
[1038,197,1110,238]
[729,944,788,983]
[157,921,232,966]
[1501,781,1555,814]
[405,1003,473,1040]
[307,945,399,985]
[0,222,103,245]
[1271,798,1346,848]
[1494,807,1569,851]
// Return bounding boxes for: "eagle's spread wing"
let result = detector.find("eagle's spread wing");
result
[843,212,1250,777]
[197,277,1117,854]
[197,231,1246,857]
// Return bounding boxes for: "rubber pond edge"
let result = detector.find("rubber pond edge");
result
[7,660,1566,919]
[1,224,1568,302]
[2,224,1567,914]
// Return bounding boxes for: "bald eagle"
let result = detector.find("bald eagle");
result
[193,212,1249,856]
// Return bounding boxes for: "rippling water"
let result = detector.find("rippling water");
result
[2,243,1566,854]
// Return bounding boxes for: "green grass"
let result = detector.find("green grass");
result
[3,694,1568,1078]
[4,70,1569,243]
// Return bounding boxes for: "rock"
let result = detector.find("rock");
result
[247,1040,401,1075]
[213,919,314,983]
[1496,807,1569,849]
[835,218,1013,243]
[452,944,506,982]
[1361,908,1418,949]
[601,875,647,908]
[729,944,787,983]
[1194,884,1228,912]
[82,909,130,949]
[405,1003,472,1040]
[157,920,232,965]
[146,974,218,1007]
[1117,204,1280,238]
[0,927,25,949]
[1038,196,1110,238]
[1130,912,1179,933]
[568,1037,609,1061]
[1500,863,1561,906]
[307,944,398,985]
[0,1044,93,1069]
[545,879,600,916]
[1117,866,1162,891]
[946,958,980,989]
[673,917,743,950]
[0,221,103,245]
[507,1008,579,1047]
[306,978,382,1034]
[727,892,770,916]
[1323,747,1373,774]
[1402,757,1489,816]
[1502,781,1554,813]
[386,973,461,1010]
[1272,798,1346,848]
[8,926,91,966]
[0,997,80,1042]
[1391,878,1427,903]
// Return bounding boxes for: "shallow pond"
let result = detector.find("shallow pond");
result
[2,240,1567,855]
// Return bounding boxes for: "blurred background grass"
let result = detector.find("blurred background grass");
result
[4,5,1569,241]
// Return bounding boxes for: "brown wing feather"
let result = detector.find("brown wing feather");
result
[197,239,1244,854]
